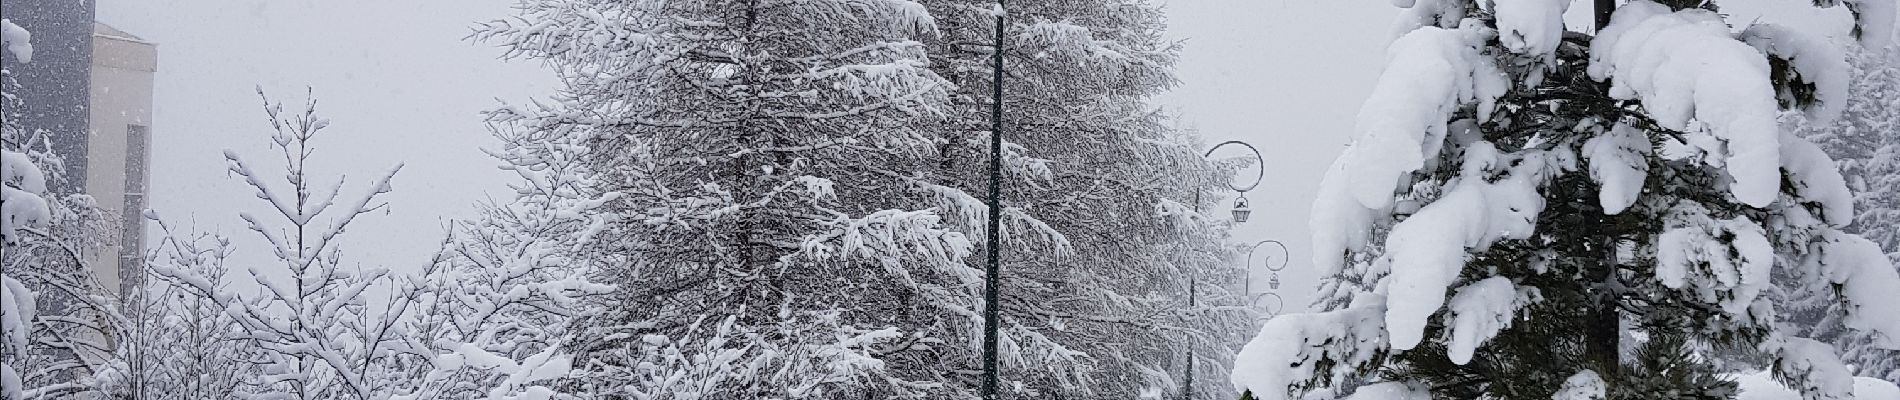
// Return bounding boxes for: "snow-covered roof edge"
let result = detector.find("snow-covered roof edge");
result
[92,22,152,45]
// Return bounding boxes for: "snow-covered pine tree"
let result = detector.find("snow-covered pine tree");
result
[1790,41,1900,384]
[2,18,127,400]
[913,1,1254,397]
[1231,1,1900,399]
[474,1,1001,397]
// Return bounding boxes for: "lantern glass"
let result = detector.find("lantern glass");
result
[1268,274,1281,290]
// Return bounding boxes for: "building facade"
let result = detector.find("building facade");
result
[87,21,155,294]
[1,1,154,297]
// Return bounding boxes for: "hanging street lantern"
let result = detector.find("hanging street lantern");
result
[1231,196,1253,223]
[1202,140,1262,224]
[1268,273,1280,290]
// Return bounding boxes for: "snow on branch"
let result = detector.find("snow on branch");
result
[1826,0,1897,48]
[1654,203,1775,317]
[1231,298,1389,400]
[1581,122,1652,215]
[1779,132,1855,228]
[145,90,423,400]
[1,150,51,243]
[1740,24,1851,124]
[1491,0,1570,61]
[1589,1,1783,207]
[1554,370,1607,400]
[1381,142,1548,351]
[1443,277,1539,365]
[1309,149,1381,277]
[0,18,30,62]
[1805,230,1900,350]
[1344,22,1505,210]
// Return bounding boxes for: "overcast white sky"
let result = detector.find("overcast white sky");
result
[1158,1,1395,313]
[96,0,1876,314]
[97,0,553,299]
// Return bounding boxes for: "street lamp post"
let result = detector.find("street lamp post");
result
[1244,240,1288,298]
[1184,140,1264,400]
[981,3,1006,400]
[1250,240,1289,319]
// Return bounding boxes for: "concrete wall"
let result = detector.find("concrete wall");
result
[86,22,154,295]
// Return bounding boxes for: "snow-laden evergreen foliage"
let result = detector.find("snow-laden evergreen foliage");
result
[1233,1,1900,399]
[2,20,126,400]
[474,2,986,397]
[471,0,1247,397]
[1790,42,1900,385]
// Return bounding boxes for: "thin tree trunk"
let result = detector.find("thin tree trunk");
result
[1594,0,1621,391]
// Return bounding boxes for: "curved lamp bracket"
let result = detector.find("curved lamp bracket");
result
[1252,292,1285,317]
[1250,240,1289,272]
[1204,140,1265,194]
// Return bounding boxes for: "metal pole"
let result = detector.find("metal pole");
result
[1183,188,1204,400]
[1185,276,1196,400]
[1244,242,1253,296]
[982,2,1006,400]
[1183,141,1262,400]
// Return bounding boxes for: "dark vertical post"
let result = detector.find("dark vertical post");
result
[1185,277,1197,400]
[1595,0,1615,31]
[982,2,1007,400]
[1184,191,1200,400]
[1594,0,1623,387]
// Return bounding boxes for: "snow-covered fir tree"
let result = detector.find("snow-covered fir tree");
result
[472,0,1246,397]
[1789,41,1900,385]
[473,1,992,397]
[1231,1,1900,399]
[2,18,128,400]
